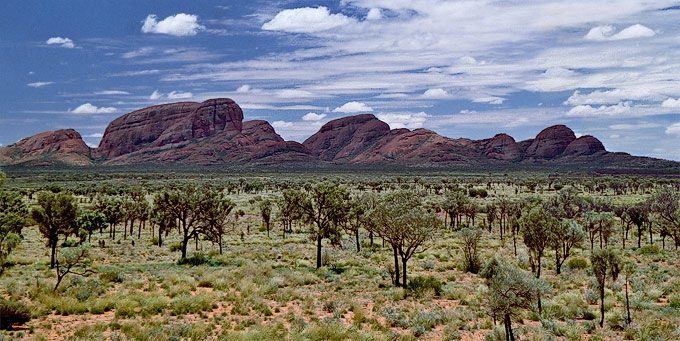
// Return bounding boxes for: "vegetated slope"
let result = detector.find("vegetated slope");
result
[0,98,677,170]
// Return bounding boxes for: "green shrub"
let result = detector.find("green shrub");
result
[171,294,213,315]
[114,298,138,318]
[669,294,680,309]
[99,270,124,283]
[169,242,183,252]
[177,252,210,266]
[0,299,31,330]
[567,257,588,270]
[638,244,661,255]
[408,275,443,297]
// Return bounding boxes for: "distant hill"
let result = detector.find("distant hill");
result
[1,98,678,171]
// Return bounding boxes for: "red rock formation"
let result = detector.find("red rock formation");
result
[242,120,285,144]
[479,134,522,161]
[97,101,200,158]
[563,135,606,156]
[303,114,390,161]
[0,129,91,166]
[524,125,576,159]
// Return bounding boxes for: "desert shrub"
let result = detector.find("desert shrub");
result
[114,298,139,318]
[293,319,358,340]
[221,322,288,341]
[140,295,169,316]
[638,244,660,255]
[170,294,213,315]
[408,275,443,297]
[177,252,210,266]
[567,257,588,270]
[87,297,115,314]
[99,270,124,283]
[410,309,445,333]
[0,299,31,330]
[41,295,88,315]
[383,307,409,328]
[66,278,106,301]
[169,242,182,252]
[669,294,680,309]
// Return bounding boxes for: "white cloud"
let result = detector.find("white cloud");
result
[150,90,163,100]
[473,96,505,105]
[85,133,104,138]
[609,122,661,130]
[167,91,193,99]
[122,47,154,59]
[86,142,98,148]
[71,103,117,114]
[236,85,251,93]
[272,120,294,128]
[375,93,408,99]
[610,134,621,138]
[332,101,373,113]
[277,89,315,98]
[377,112,428,129]
[422,88,449,99]
[666,123,680,135]
[262,7,355,33]
[661,98,680,108]
[141,13,205,36]
[27,82,53,88]
[666,122,680,135]
[94,90,129,95]
[46,37,74,48]
[584,24,655,41]
[565,88,660,105]
[566,102,631,117]
[366,8,382,20]
[302,112,327,121]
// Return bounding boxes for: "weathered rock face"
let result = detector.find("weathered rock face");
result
[303,114,391,161]
[190,98,243,139]
[563,136,606,156]
[525,125,576,159]
[481,134,522,161]
[242,120,285,144]
[97,102,200,158]
[0,129,91,166]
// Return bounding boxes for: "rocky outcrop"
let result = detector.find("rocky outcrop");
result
[0,129,91,166]
[479,134,522,161]
[4,98,677,170]
[563,135,606,156]
[96,102,200,159]
[524,125,576,159]
[303,114,390,161]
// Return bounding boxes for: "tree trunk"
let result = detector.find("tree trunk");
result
[402,257,408,289]
[50,241,56,269]
[555,250,561,274]
[181,238,188,259]
[637,226,642,248]
[355,229,360,252]
[393,245,400,287]
[504,314,515,341]
[316,236,322,269]
[625,278,631,324]
[600,284,605,327]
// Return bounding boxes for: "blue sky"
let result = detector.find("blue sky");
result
[2,0,680,160]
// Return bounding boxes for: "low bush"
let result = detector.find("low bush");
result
[171,294,213,315]
[177,252,210,266]
[99,270,124,283]
[408,275,443,297]
[567,257,588,270]
[0,299,31,330]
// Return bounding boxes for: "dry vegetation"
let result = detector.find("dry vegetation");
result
[1,169,680,340]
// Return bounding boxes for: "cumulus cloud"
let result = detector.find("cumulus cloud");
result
[167,91,193,99]
[141,13,205,36]
[27,82,53,88]
[332,101,373,113]
[71,103,117,114]
[366,8,382,20]
[584,24,655,41]
[566,102,631,117]
[422,88,449,99]
[662,98,680,108]
[377,112,428,129]
[666,123,680,135]
[262,7,355,33]
[46,37,74,48]
[302,112,327,121]
[272,120,294,128]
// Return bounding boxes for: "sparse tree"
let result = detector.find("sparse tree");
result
[259,199,273,237]
[32,192,78,268]
[53,244,94,292]
[0,176,27,274]
[549,220,585,274]
[459,227,483,273]
[197,188,235,254]
[76,211,106,243]
[154,183,207,260]
[591,247,621,327]
[481,258,548,341]
[519,205,556,312]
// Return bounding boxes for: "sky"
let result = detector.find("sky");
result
[2,0,680,160]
